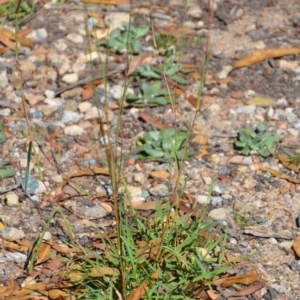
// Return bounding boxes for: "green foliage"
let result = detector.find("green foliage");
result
[0,0,34,23]
[101,22,149,55]
[136,57,191,85]
[69,201,232,299]
[235,122,280,157]
[127,81,174,107]
[0,123,16,178]
[136,129,194,160]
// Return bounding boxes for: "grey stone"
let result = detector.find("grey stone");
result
[66,33,84,44]
[236,105,256,114]
[0,227,25,241]
[78,203,107,218]
[61,111,81,123]
[293,119,300,130]
[211,196,223,206]
[5,252,27,263]
[208,208,230,221]
[149,184,169,196]
[26,28,48,42]
[109,85,134,101]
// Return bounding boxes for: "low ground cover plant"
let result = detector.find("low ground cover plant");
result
[235,121,281,157]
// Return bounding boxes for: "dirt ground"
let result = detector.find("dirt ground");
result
[1,0,300,299]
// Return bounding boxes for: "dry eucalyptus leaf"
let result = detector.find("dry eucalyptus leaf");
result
[234,48,300,69]
[246,96,277,106]
[293,236,300,257]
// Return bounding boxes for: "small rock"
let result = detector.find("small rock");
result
[287,128,299,136]
[149,184,169,196]
[217,65,233,79]
[64,100,78,112]
[6,193,19,207]
[0,227,25,241]
[38,105,59,116]
[61,111,81,123]
[87,17,98,28]
[44,98,63,107]
[64,125,86,136]
[279,241,293,250]
[127,185,143,198]
[243,177,256,189]
[62,73,79,84]
[62,88,83,99]
[66,33,84,44]
[207,103,221,115]
[81,159,96,167]
[0,66,8,88]
[286,112,296,124]
[21,173,46,195]
[272,109,286,121]
[293,119,300,130]
[72,61,86,73]
[211,196,223,206]
[208,208,230,221]
[104,12,131,31]
[44,90,55,99]
[0,108,11,116]
[26,28,48,42]
[133,173,145,184]
[78,203,108,218]
[54,39,68,51]
[78,102,92,113]
[5,252,27,263]
[271,284,287,294]
[109,85,134,101]
[43,231,52,241]
[236,105,256,114]
[186,5,202,18]
[84,106,105,120]
[198,195,209,205]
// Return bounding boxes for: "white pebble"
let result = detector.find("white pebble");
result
[62,73,78,84]
[64,125,86,136]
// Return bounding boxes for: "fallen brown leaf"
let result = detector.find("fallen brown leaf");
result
[187,94,202,111]
[292,236,300,257]
[127,200,166,210]
[212,269,260,287]
[278,152,299,173]
[0,28,32,48]
[0,32,15,50]
[234,48,300,69]
[0,280,19,299]
[36,242,53,265]
[192,134,209,159]
[2,240,30,252]
[150,170,170,179]
[229,279,266,297]
[60,167,109,188]
[139,112,172,130]
[127,54,153,76]
[127,271,160,300]
[258,165,300,184]
[41,257,64,274]
[51,244,82,254]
